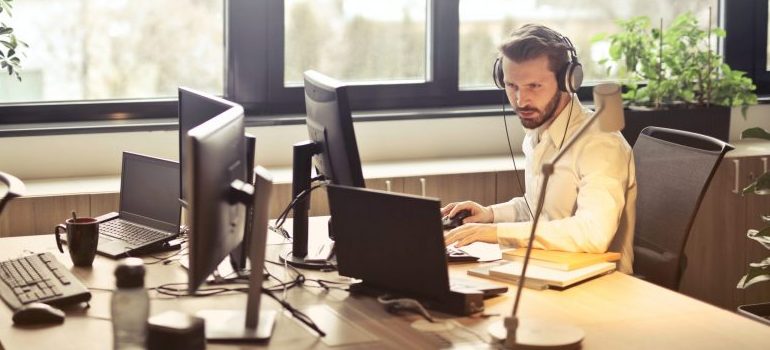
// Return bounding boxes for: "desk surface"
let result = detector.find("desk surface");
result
[2,217,770,349]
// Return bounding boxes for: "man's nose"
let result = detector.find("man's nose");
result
[515,89,528,106]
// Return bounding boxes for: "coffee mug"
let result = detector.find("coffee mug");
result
[55,218,99,267]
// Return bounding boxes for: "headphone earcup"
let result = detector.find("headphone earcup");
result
[557,62,584,93]
[493,57,505,89]
[567,62,583,93]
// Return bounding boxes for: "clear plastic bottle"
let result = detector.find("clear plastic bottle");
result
[111,258,149,350]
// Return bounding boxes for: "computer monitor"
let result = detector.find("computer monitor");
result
[183,106,276,340]
[178,87,256,272]
[282,70,365,269]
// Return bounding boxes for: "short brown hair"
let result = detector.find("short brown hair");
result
[499,24,571,75]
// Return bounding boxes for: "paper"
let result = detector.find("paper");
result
[452,242,503,262]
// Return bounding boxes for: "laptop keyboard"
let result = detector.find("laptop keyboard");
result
[100,219,168,246]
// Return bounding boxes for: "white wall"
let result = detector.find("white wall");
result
[3,104,770,181]
[0,115,525,180]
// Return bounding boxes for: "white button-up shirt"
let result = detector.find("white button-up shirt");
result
[491,97,637,274]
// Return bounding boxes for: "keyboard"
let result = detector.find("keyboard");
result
[100,219,168,247]
[0,253,92,310]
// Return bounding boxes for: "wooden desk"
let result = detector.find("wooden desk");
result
[1,217,770,349]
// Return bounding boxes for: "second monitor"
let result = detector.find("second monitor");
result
[282,70,366,269]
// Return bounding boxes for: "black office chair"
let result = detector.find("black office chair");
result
[0,171,25,215]
[632,126,733,290]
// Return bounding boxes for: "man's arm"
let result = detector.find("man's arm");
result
[496,134,633,253]
[490,196,533,223]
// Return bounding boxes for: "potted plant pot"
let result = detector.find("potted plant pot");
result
[622,106,731,146]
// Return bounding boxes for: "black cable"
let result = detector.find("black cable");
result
[262,288,327,337]
[503,96,535,221]
[558,93,575,151]
[144,245,189,265]
[270,180,327,238]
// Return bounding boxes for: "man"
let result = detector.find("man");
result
[443,24,637,274]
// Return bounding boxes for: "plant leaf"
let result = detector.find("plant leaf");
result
[742,172,770,195]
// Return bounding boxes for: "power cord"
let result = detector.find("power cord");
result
[376,295,490,344]
[377,295,434,322]
[269,177,328,239]
[261,288,326,337]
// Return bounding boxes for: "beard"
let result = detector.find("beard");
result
[516,91,563,129]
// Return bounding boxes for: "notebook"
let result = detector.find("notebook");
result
[502,248,621,271]
[326,185,508,304]
[468,260,616,290]
[94,152,181,258]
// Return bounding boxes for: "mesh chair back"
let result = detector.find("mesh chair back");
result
[633,127,733,290]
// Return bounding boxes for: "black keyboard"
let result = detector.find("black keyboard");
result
[100,219,168,246]
[0,253,91,310]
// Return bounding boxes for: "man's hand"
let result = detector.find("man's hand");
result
[444,223,497,247]
[441,201,494,224]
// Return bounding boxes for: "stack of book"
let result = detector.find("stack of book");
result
[467,248,620,290]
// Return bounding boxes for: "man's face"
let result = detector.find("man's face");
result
[502,55,566,129]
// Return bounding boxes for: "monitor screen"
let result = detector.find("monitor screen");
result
[178,87,239,200]
[303,71,365,188]
[183,104,247,292]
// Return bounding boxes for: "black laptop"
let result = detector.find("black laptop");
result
[326,185,507,316]
[95,152,181,258]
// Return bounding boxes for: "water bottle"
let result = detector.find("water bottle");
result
[112,258,149,350]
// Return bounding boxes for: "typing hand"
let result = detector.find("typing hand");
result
[444,223,497,248]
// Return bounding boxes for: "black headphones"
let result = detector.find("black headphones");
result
[493,34,583,93]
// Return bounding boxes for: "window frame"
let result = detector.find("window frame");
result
[1,0,758,127]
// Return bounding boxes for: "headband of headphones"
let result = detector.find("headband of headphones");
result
[493,32,583,93]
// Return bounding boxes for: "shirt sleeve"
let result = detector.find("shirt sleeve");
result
[490,197,532,223]
[496,134,632,253]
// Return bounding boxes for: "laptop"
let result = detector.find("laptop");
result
[326,184,507,316]
[95,152,182,258]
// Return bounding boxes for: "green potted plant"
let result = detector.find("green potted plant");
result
[593,12,757,145]
[0,0,26,81]
[736,127,770,325]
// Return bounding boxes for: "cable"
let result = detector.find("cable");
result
[376,296,490,344]
[262,288,326,337]
[377,295,435,322]
[269,179,327,238]
[558,93,575,151]
[503,95,535,221]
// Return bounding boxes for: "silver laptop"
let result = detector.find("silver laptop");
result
[95,152,181,258]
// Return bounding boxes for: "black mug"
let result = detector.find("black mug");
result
[55,218,99,267]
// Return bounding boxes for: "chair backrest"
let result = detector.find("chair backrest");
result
[0,171,25,215]
[632,126,733,290]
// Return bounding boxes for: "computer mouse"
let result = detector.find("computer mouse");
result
[12,302,65,326]
[442,209,472,230]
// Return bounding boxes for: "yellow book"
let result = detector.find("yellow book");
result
[502,248,621,271]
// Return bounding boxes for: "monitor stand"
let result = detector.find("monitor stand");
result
[279,140,335,270]
[196,169,277,341]
[196,310,277,341]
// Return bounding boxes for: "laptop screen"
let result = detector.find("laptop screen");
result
[119,152,181,232]
[327,185,451,300]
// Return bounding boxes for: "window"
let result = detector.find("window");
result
[0,0,223,104]
[458,0,718,89]
[3,0,769,127]
[284,0,427,86]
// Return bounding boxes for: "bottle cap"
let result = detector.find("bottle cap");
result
[115,257,146,288]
